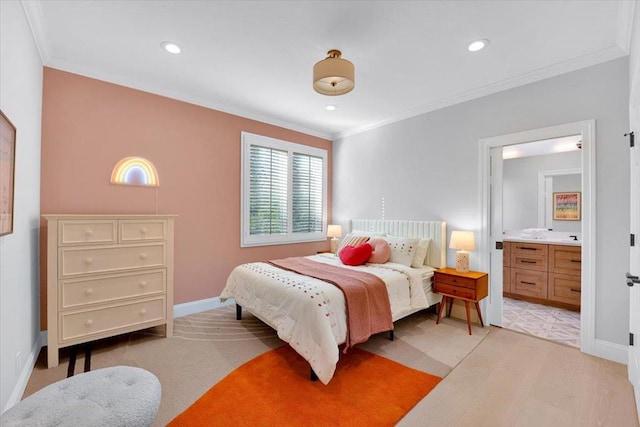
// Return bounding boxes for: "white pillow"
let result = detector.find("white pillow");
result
[383,236,420,267]
[411,239,431,268]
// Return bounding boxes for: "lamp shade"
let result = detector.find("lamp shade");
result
[313,50,355,96]
[327,224,342,238]
[449,231,476,251]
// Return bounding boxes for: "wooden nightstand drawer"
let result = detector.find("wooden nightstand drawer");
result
[434,272,476,289]
[434,282,476,299]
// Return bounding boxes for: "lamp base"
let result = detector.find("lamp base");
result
[330,238,339,254]
[455,251,470,273]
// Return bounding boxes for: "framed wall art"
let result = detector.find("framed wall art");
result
[553,191,581,221]
[0,109,16,236]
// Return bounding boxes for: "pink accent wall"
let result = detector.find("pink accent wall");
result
[40,68,332,328]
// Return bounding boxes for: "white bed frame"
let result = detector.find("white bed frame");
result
[350,219,447,269]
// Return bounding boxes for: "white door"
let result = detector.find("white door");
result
[629,97,640,418]
[488,146,504,326]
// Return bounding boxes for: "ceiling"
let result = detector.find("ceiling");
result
[22,1,635,140]
[502,135,582,160]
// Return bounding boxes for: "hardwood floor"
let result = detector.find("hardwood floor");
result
[399,327,639,427]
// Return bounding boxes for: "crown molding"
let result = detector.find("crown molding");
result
[332,45,627,140]
[616,0,636,54]
[20,0,50,65]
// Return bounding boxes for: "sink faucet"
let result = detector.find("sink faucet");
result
[569,235,578,241]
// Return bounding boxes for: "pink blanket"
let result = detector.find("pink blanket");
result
[268,257,393,350]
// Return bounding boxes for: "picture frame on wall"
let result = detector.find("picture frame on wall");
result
[553,191,581,221]
[0,109,16,236]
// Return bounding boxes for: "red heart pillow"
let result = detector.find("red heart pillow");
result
[339,243,373,266]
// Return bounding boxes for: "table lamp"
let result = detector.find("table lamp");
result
[450,230,475,273]
[327,225,342,253]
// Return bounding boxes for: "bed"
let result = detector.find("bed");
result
[220,219,447,384]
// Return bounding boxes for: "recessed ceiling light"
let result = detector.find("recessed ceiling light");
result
[468,39,489,52]
[160,41,181,54]
[325,105,337,111]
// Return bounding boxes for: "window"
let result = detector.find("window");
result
[241,132,327,247]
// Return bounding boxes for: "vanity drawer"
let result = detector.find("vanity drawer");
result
[120,219,167,242]
[60,297,165,342]
[510,268,547,299]
[60,270,166,309]
[548,273,581,306]
[59,220,117,246]
[59,243,165,277]
[511,243,548,272]
[549,245,581,275]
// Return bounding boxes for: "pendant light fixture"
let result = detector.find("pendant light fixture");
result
[313,49,355,96]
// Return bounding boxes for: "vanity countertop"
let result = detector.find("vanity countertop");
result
[503,237,581,246]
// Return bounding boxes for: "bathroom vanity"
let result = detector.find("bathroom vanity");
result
[503,238,581,311]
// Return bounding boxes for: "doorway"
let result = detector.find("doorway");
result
[501,143,582,347]
[478,119,596,355]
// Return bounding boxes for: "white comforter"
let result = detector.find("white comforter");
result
[220,254,432,384]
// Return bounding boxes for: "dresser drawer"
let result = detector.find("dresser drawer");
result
[59,220,117,245]
[511,243,548,272]
[510,268,547,299]
[548,273,581,306]
[59,243,165,277]
[549,245,581,275]
[60,270,166,309]
[120,219,167,242]
[434,272,477,289]
[60,297,165,342]
[434,282,476,299]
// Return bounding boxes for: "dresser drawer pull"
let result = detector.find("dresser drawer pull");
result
[520,260,537,264]
[140,227,147,234]
[140,281,147,287]
[85,229,93,236]
[140,253,147,260]
[85,319,93,327]
[521,281,536,286]
[85,288,93,296]
[85,257,93,265]
[570,288,581,293]
[571,259,581,263]
[140,309,147,316]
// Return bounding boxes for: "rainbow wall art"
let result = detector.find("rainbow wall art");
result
[110,157,159,187]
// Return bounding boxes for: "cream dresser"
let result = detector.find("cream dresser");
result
[44,214,176,368]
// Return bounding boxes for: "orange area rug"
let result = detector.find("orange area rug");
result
[169,345,441,426]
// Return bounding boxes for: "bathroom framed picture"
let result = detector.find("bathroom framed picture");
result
[553,191,581,221]
[0,109,16,236]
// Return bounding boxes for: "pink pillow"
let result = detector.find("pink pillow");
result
[339,243,373,266]
[367,239,391,264]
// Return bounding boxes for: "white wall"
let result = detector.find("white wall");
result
[333,57,630,346]
[503,151,581,232]
[0,1,43,413]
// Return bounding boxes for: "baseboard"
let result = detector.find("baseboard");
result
[592,338,628,365]
[173,296,235,318]
[3,335,43,414]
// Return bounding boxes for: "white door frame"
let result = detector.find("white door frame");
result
[478,119,596,355]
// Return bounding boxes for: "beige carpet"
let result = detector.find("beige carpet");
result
[24,306,489,426]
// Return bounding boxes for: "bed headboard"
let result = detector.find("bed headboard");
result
[350,219,447,269]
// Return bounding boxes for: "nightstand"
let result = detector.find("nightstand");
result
[434,267,488,335]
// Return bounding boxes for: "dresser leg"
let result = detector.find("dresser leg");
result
[474,302,484,327]
[446,298,453,318]
[464,301,473,335]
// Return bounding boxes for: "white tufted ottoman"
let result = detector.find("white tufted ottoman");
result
[1,366,161,427]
